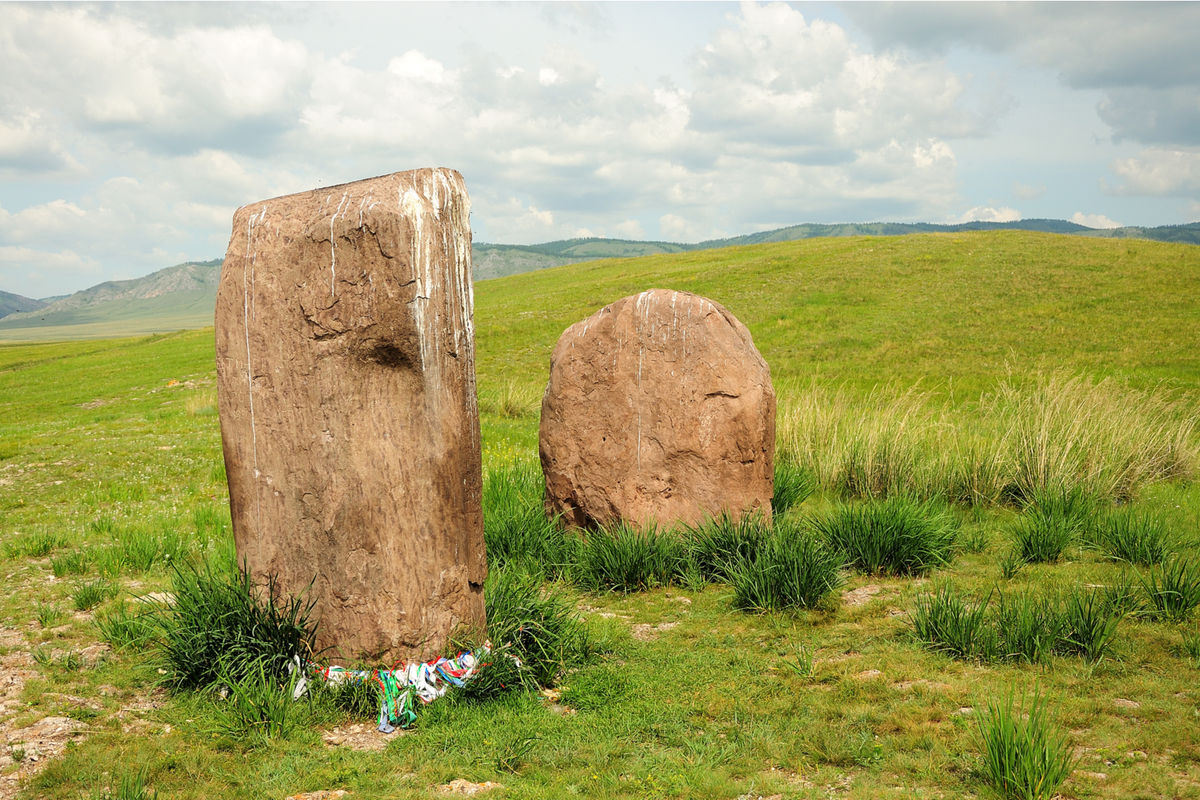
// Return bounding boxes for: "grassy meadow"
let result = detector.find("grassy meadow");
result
[1,231,1199,799]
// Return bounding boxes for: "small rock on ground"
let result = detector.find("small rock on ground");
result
[322,723,399,751]
[439,779,502,795]
[892,679,952,692]
[843,585,883,607]
[630,621,678,641]
[1113,698,1141,709]
[286,792,349,800]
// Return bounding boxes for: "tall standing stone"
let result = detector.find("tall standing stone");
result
[215,168,485,663]
[540,289,775,529]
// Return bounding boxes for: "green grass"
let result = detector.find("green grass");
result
[482,458,574,578]
[1141,557,1200,621]
[1008,488,1101,564]
[71,577,116,611]
[683,512,769,583]
[1091,508,1176,565]
[911,584,1124,664]
[772,456,816,515]
[573,522,686,593]
[154,563,318,689]
[455,568,596,699]
[728,521,845,611]
[811,495,960,576]
[2,231,1199,799]
[977,691,1076,800]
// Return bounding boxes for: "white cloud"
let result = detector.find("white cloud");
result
[295,1,975,231]
[0,245,104,300]
[659,213,708,242]
[476,196,567,244]
[845,4,1200,148]
[0,7,312,155]
[1108,148,1200,196]
[955,206,1020,223]
[1069,212,1122,229]
[1099,88,1200,146]
[689,2,983,149]
[611,220,646,240]
[0,112,83,176]
[0,2,1014,294]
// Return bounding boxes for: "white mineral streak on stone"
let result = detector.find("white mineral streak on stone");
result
[400,187,428,373]
[636,347,644,470]
[396,171,475,404]
[357,194,374,228]
[446,173,477,422]
[633,291,653,472]
[244,207,265,529]
[329,192,350,298]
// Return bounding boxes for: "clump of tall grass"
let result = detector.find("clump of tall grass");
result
[911,584,994,660]
[3,531,68,559]
[574,522,685,592]
[94,523,188,576]
[72,577,116,611]
[992,592,1063,663]
[1058,586,1122,662]
[1008,488,1099,564]
[912,584,1122,664]
[684,512,767,583]
[184,388,218,417]
[456,568,595,699]
[51,549,91,577]
[95,602,160,651]
[192,504,231,542]
[1180,631,1200,665]
[153,562,318,690]
[478,380,542,420]
[37,605,66,628]
[977,690,1075,800]
[999,374,1196,503]
[1141,556,1200,621]
[1089,508,1174,566]
[773,457,816,515]
[1100,571,1145,617]
[811,495,959,576]
[777,382,939,499]
[728,521,844,612]
[211,660,300,742]
[775,374,1198,506]
[483,459,574,578]
[89,767,157,800]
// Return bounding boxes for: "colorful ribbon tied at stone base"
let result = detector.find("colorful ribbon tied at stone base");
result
[290,644,491,733]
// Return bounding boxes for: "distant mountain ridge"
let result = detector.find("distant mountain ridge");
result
[475,219,1200,277]
[0,290,46,320]
[0,259,222,333]
[1,219,1196,340]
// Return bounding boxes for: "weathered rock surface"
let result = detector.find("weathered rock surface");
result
[540,289,774,528]
[215,168,485,662]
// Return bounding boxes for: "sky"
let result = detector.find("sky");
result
[1,1,1198,299]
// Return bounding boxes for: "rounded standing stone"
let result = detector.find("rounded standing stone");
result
[539,289,775,529]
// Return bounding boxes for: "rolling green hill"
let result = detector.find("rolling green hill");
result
[474,230,1200,399]
[0,289,46,319]
[2,220,1196,342]
[1,230,1199,800]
